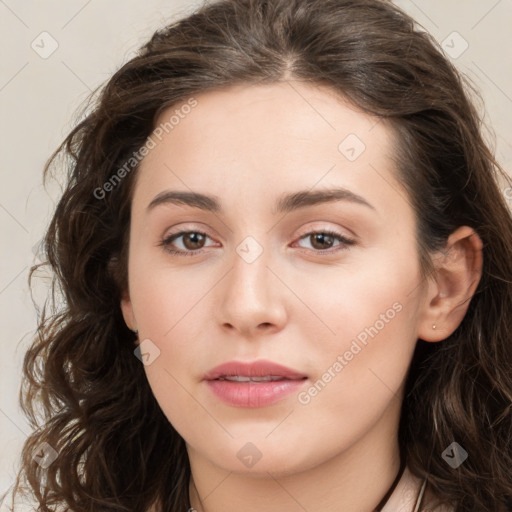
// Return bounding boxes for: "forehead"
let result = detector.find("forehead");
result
[151,81,386,153]
[133,81,405,218]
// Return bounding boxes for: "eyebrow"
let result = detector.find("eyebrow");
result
[146,187,376,215]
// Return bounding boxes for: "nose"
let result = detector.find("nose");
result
[215,243,287,338]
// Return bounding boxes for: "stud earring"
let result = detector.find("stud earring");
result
[432,324,437,330]
[131,327,138,334]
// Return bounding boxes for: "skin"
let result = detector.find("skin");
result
[120,81,483,512]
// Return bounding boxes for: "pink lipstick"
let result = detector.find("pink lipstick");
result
[203,360,308,407]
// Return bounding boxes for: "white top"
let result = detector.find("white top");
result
[381,465,455,512]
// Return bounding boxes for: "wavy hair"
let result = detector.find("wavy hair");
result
[3,0,512,510]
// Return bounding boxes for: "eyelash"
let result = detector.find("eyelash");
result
[158,229,356,257]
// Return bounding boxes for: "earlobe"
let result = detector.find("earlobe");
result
[417,226,483,343]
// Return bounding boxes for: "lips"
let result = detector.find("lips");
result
[203,360,307,381]
[203,360,308,407]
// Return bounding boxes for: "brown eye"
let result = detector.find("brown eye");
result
[180,232,206,250]
[309,232,336,250]
[295,229,356,255]
[160,230,214,256]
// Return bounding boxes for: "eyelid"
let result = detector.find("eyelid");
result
[294,222,356,241]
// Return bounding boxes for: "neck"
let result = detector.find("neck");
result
[187,397,403,512]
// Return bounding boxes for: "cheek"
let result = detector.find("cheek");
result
[295,254,420,401]
[296,254,416,347]
[143,358,205,444]
[129,250,210,338]
[131,270,211,436]
[128,251,212,397]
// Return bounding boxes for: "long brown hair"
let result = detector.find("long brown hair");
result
[3,0,512,510]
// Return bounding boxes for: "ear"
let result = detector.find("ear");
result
[417,226,483,342]
[120,289,137,334]
[108,253,138,336]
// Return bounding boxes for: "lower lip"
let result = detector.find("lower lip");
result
[205,378,307,407]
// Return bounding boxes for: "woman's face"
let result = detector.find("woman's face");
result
[121,81,432,476]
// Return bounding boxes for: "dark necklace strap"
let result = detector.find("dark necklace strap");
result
[373,453,407,511]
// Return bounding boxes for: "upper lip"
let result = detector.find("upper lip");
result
[203,360,307,381]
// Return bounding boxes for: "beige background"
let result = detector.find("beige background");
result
[1,0,511,506]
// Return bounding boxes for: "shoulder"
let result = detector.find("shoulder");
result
[381,465,455,512]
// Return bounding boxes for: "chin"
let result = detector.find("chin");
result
[202,439,324,478]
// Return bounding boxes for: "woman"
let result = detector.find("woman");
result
[4,0,512,510]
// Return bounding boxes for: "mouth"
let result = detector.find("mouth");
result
[203,360,308,407]
[214,375,306,382]
[203,360,308,382]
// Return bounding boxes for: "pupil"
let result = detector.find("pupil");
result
[312,233,333,249]
[185,232,204,249]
